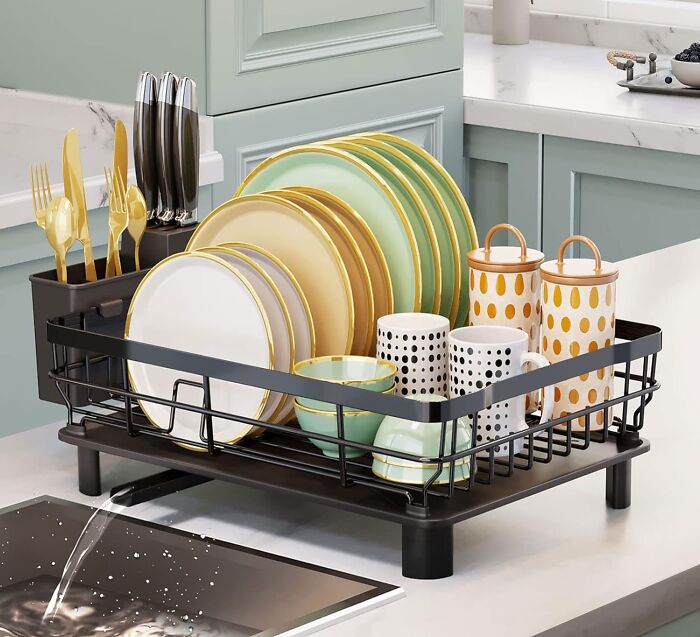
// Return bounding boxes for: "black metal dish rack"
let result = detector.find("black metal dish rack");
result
[45,298,661,580]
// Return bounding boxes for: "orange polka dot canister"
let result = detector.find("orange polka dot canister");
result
[540,235,619,432]
[467,223,544,412]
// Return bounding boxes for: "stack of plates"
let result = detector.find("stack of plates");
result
[126,133,477,450]
[189,133,478,354]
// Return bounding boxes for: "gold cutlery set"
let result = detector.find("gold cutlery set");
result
[31,122,147,283]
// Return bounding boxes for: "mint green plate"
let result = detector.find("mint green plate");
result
[236,146,420,314]
[350,137,461,325]
[331,142,440,315]
[371,133,479,327]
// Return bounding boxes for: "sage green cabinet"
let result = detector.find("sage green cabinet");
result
[463,126,542,249]
[0,0,461,116]
[206,0,462,114]
[542,136,700,260]
[0,0,207,110]
[211,70,464,206]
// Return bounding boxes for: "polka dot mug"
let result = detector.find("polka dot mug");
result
[449,325,554,457]
[376,313,449,397]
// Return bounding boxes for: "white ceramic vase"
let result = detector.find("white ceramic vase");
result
[493,0,531,45]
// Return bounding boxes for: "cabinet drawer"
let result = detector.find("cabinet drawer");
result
[543,136,700,261]
[210,70,463,204]
[206,0,462,114]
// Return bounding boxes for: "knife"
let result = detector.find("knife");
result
[62,129,97,282]
[106,118,128,276]
[173,77,199,227]
[155,72,179,225]
[133,72,159,226]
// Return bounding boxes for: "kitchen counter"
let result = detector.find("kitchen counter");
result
[0,87,224,230]
[2,239,698,636]
[463,33,700,155]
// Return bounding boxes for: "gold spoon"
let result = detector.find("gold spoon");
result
[126,185,147,271]
[45,197,76,283]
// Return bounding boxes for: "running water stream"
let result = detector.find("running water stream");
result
[42,488,131,623]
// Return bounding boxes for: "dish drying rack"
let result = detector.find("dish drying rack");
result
[45,298,661,580]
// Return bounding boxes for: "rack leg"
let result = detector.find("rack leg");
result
[77,448,102,496]
[606,460,631,509]
[402,524,453,579]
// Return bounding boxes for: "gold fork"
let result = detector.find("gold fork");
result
[104,168,129,277]
[31,164,77,281]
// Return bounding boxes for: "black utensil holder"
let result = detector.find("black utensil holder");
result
[120,224,197,271]
[29,258,148,406]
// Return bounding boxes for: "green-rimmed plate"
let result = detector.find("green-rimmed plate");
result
[329,141,441,315]
[236,146,421,314]
[369,133,479,327]
[347,136,461,326]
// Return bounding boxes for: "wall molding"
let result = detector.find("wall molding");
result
[236,107,445,184]
[236,0,443,74]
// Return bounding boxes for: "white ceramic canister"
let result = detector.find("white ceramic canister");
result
[467,223,544,412]
[540,236,619,431]
[493,0,531,45]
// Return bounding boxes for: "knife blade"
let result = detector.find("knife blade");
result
[62,129,97,281]
[134,72,159,226]
[155,72,179,225]
[106,118,128,276]
[173,77,199,227]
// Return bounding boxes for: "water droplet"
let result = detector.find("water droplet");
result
[133,552,140,559]
[209,581,214,586]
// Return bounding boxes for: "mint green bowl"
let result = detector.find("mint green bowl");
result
[372,395,472,484]
[294,400,385,459]
[372,457,471,485]
[294,355,397,411]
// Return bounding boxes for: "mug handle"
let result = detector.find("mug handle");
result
[520,352,555,426]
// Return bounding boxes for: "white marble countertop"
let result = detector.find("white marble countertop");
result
[0,87,224,231]
[1,239,698,636]
[463,33,700,155]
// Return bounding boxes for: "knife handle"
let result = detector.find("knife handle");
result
[134,72,159,226]
[156,72,179,225]
[174,77,199,227]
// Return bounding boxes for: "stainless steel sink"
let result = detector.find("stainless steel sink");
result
[0,497,402,636]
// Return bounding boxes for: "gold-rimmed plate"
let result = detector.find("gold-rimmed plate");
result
[223,242,315,424]
[197,246,294,426]
[346,136,462,326]
[368,133,479,327]
[328,140,441,315]
[125,251,273,450]
[270,188,374,357]
[187,193,354,357]
[235,146,421,314]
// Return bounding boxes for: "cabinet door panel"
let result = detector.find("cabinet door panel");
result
[206,0,462,114]
[211,70,464,204]
[464,126,542,249]
[543,136,700,261]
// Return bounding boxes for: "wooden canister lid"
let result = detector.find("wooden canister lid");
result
[467,223,544,273]
[540,235,619,286]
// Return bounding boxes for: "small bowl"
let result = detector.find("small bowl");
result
[294,400,386,459]
[372,457,471,485]
[294,355,397,410]
[298,383,396,412]
[372,395,472,484]
[671,59,700,88]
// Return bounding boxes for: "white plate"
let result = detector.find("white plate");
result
[223,242,316,422]
[126,252,273,449]
[198,246,293,424]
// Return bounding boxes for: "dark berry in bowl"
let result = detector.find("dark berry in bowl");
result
[665,76,673,84]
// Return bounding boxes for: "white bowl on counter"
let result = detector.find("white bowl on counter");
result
[671,59,700,88]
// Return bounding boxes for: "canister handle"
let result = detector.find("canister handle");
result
[483,223,527,261]
[557,235,602,274]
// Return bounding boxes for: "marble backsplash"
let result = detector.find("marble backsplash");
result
[464,5,700,55]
